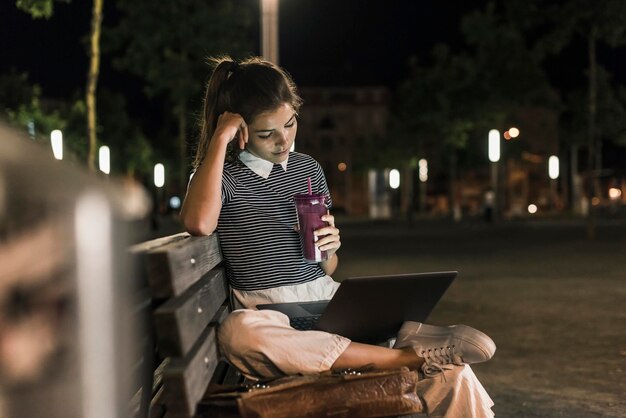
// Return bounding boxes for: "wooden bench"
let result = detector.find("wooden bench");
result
[130,232,424,418]
[130,232,240,418]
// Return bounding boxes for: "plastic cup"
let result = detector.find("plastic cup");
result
[294,193,329,262]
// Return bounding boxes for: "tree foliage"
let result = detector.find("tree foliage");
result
[393,2,555,174]
[0,71,63,138]
[108,0,254,187]
[15,0,69,19]
[0,70,88,162]
[16,0,103,171]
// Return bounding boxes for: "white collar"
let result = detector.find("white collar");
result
[238,150,288,179]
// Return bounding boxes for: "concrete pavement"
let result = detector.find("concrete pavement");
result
[152,215,626,416]
[333,218,626,418]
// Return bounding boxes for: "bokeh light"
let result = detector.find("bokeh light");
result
[169,196,181,209]
[608,188,622,200]
[389,169,400,189]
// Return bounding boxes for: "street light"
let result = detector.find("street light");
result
[260,0,279,64]
[418,159,428,182]
[418,159,428,213]
[153,163,165,218]
[548,155,559,180]
[389,169,400,189]
[261,0,287,151]
[99,145,110,174]
[488,129,500,163]
[488,129,500,221]
[51,129,63,160]
[549,155,559,210]
[154,163,165,188]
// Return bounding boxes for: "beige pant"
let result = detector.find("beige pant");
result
[219,278,495,418]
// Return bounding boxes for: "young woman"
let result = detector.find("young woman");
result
[181,56,495,417]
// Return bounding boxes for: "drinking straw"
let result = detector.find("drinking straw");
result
[307,177,312,195]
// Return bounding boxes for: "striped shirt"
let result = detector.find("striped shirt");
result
[218,152,332,291]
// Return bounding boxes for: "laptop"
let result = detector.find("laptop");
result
[257,271,457,344]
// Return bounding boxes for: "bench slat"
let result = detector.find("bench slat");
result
[161,304,230,417]
[143,234,223,298]
[154,268,228,357]
[130,232,189,254]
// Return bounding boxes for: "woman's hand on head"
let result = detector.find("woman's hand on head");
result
[314,213,341,259]
[214,112,248,150]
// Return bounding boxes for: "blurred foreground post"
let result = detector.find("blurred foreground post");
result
[0,122,150,418]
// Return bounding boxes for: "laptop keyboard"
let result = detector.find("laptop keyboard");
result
[290,315,321,331]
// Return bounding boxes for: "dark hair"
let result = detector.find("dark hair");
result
[193,56,303,170]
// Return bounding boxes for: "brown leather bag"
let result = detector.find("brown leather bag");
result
[198,367,423,418]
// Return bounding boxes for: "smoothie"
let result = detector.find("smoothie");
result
[294,193,328,262]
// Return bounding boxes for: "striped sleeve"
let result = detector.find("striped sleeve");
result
[221,164,237,204]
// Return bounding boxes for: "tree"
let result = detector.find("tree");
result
[508,0,626,238]
[86,0,103,170]
[393,2,554,217]
[16,0,104,171]
[109,0,253,190]
[0,70,66,142]
[0,70,91,163]
[97,89,154,177]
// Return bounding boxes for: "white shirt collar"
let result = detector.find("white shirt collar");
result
[238,150,288,179]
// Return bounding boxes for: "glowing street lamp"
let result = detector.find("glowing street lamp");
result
[51,129,63,160]
[99,145,110,174]
[418,159,428,182]
[389,169,400,189]
[548,155,559,210]
[488,129,500,163]
[548,155,559,180]
[488,129,500,221]
[418,159,428,212]
[154,163,165,188]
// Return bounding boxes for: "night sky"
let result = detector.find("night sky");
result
[1,0,479,98]
[2,0,626,170]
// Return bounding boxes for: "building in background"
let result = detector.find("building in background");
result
[297,86,390,217]
[296,88,619,220]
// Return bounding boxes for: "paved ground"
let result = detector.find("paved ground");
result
[332,217,626,418]
[153,215,625,417]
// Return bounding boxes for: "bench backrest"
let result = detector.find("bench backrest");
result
[131,232,233,418]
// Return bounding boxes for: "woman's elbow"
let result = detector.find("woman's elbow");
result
[181,212,217,236]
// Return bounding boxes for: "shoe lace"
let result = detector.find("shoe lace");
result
[420,345,463,380]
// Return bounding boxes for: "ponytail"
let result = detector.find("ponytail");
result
[193,58,237,170]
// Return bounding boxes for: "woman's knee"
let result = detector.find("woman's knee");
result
[217,309,289,356]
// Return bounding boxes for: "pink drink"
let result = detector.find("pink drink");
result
[294,193,328,262]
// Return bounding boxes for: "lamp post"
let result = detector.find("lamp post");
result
[154,163,165,188]
[154,163,165,215]
[549,155,559,211]
[260,0,279,64]
[418,159,428,213]
[488,129,500,220]
[261,0,290,152]
[51,129,63,160]
[99,145,110,174]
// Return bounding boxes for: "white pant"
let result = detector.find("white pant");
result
[219,278,495,418]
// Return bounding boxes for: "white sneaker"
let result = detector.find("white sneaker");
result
[394,322,496,377]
